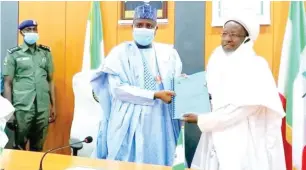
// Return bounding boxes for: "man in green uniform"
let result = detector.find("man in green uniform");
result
[2,20,56,151]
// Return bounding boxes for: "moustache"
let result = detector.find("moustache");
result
[223,43,234,47]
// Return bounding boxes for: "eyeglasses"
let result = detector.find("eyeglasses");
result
[221,32,246,38]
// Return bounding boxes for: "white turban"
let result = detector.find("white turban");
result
[223,13,260,41]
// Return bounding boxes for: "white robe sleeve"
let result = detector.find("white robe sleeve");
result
[108,74,156,106]
[197,104,261,132]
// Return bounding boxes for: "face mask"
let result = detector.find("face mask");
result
[24,32,39,45]
[133,28,155,46]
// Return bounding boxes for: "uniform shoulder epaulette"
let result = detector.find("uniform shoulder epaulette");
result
[7,46,21,54]
[38,44,51,52]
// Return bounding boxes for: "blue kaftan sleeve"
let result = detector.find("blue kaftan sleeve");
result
[108,74,156,106]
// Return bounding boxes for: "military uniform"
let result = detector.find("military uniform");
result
[3,43,54,151]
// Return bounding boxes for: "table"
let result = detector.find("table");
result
[0,149,189,170]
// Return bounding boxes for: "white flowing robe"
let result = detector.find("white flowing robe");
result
[191,42,286,170]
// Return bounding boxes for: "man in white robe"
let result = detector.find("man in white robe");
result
[90,3,183,166]
[183,14,287,170]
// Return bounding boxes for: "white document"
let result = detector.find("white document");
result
[169,71,211,119]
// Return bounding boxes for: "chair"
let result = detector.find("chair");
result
[70,71,102,157]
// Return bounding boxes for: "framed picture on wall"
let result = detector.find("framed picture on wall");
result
[119,1,168,25]
[212,0,271,27]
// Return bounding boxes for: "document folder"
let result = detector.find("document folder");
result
[169,71,211,119]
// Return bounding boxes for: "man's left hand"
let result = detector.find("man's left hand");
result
[49,106,56,123]
[182,113,198,123]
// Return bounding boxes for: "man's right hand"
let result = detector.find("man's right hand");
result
[154,90,175,104]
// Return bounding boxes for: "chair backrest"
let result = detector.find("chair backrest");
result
[70,71,102,157]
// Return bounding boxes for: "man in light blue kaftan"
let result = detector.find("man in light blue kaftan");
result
[91,3,183,166]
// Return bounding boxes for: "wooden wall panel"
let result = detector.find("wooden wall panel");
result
[101,1,119,54]
[18,1,67,154]
[64,1,90,155]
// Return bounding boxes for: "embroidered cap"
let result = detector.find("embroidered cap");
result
[134,3,157,21]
